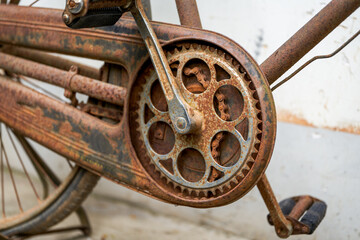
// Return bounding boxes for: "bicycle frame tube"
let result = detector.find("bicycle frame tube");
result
[0,1,358,84]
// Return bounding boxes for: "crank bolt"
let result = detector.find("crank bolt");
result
[68,0,84,14]
[62,13,70,24]
[176,117,187,130]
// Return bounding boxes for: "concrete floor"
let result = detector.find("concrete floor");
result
[30,193,248,240]
[2,122,360,240]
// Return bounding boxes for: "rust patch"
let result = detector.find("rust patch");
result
[277,109,360,135]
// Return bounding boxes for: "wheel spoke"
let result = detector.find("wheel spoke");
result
[0,138,23,213]
[1,125,5,218]
[14,133,60,188]
[66,159,74,169]
[6,128,41,203]
[19,76,65,103]
[29,0,40,7]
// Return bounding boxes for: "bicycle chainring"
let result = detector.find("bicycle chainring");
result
[129,41,274,202]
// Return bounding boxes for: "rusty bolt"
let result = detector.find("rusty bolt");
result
[68,0,84,14]
[176,117,187,130]
[62,13,70,24]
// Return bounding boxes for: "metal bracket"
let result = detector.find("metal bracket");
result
[64,65,79,107]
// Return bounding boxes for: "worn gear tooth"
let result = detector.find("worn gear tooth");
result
[232,178,239,185]
[159,171,166,178]
[242,165,250,171]
[236,172,245,180]
[194,190,200,196]
[219,51,226,58]
[203,190,209,197]
[175,47,181,54]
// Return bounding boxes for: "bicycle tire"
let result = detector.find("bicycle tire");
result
[0,166,99,236]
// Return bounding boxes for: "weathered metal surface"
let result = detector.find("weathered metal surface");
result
[258,175,293,238]
[0,52,126,106]
[261,0,360,85]
[128,40,276,207]
[0,4,277,208]
[79,102,123,121]
[0,75,154,196]
[0,1,350,237]
[175,0,202,28]
[1,45,101,80]
[132,42,260,196]
[259,175,327,237]
[0,5,271,81]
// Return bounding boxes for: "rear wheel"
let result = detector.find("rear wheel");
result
[0,0,101,229]
[0,75,100,237]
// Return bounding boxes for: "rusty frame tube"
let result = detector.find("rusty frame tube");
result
[261,0,360,85]
[175,0,202,28]
[0,52,126,106]
[0,74,153,193]
[0,5,260,80]
[1,45,101,80]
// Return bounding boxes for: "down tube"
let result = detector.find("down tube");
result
[0,76,155,196]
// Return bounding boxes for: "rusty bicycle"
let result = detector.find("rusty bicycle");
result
[0,0,359,239]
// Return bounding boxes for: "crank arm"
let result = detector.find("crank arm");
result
[63,0,202,134]
[257,175,327,238]
[129,0,201,134]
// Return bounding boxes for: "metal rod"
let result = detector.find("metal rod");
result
[175,0,202,28]
[0,52,126,106]
[271,29,360,91]
[142,0,152,20]
[1,46,101,80]
[1,139,23,213]
[260,0,360,85]
[20,76,65,102]
[0,125,5,218]
[6,127,41,202]
[257,174,292,238]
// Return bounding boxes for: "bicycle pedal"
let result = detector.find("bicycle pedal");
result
[267,195,327,235]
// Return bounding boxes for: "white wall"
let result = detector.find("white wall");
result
[7,1,360,239]
[151,0,360,134]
